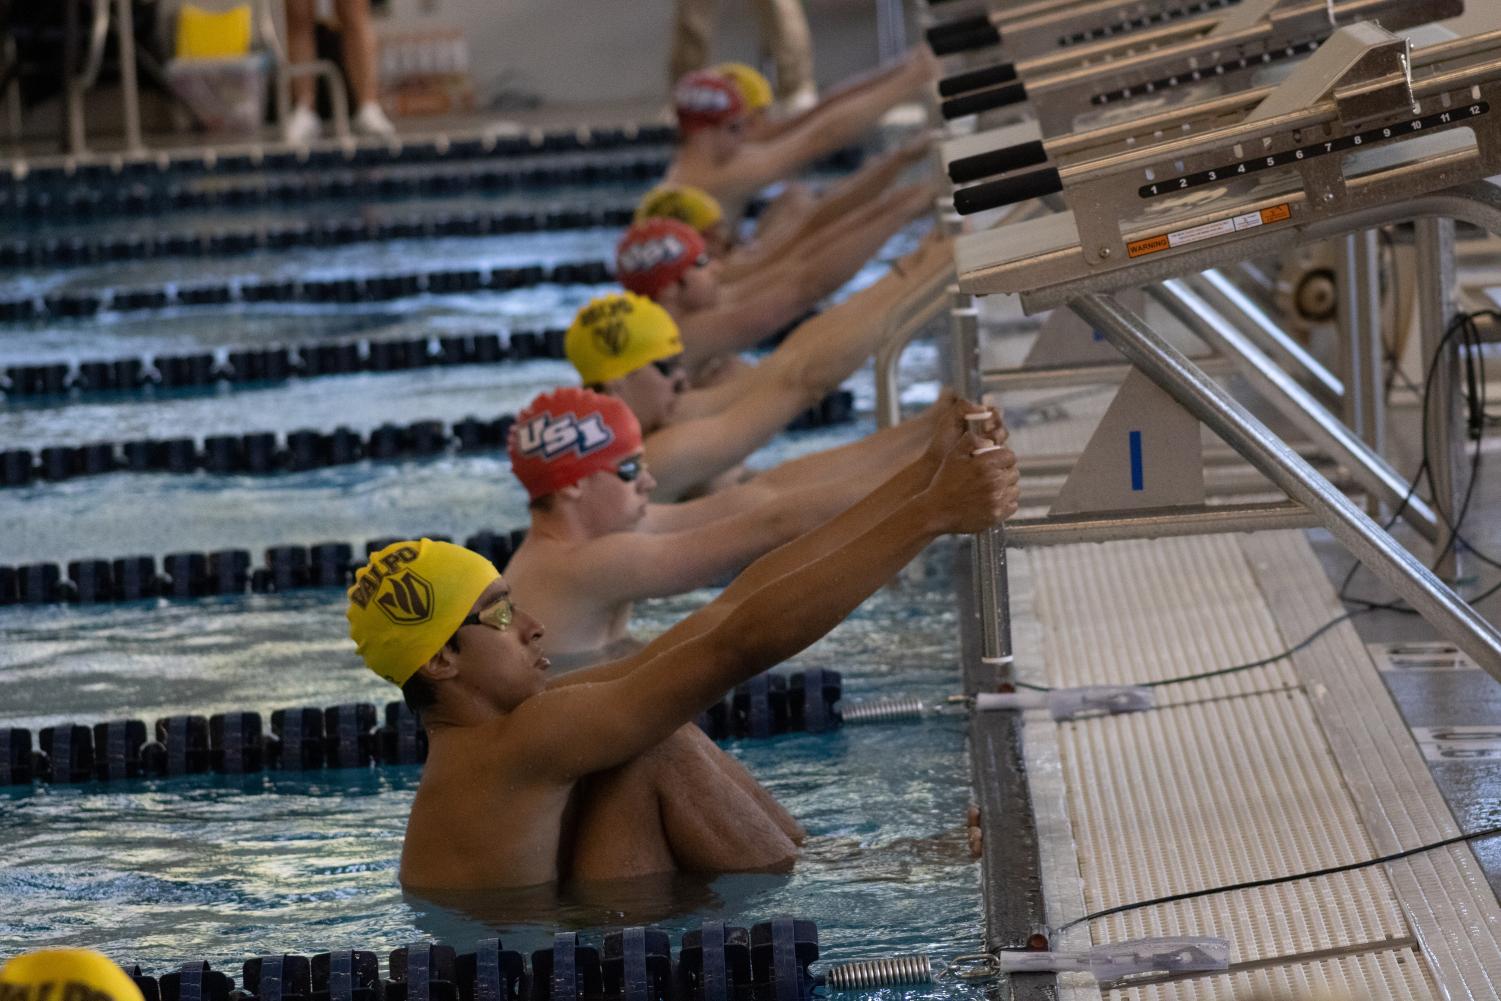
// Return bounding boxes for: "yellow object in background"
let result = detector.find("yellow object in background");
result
[714,62,774,111]
[176,4,253,59]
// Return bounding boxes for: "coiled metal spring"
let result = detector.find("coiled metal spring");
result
[823,954,934,990]
[839,697,928,724]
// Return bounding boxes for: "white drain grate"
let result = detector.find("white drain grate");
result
[1011,531,1499,999]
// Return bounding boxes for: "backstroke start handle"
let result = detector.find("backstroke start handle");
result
[947,140,1048,184]
[941,81,1027,120]
[927,21,1002,56]
[953,166,1061,215]
[938,62,1017,98]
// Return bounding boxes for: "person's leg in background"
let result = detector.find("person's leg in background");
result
[332,0,396,137]
[752,0,814,108]
[670,0,717,88]
[283,0,323,142]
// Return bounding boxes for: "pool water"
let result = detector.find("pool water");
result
[0,160,979,990]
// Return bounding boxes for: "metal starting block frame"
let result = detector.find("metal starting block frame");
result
[932,0,1459,137]
[926,0,1244,66]
[935,21,1501,674]
[955,22,1501,308]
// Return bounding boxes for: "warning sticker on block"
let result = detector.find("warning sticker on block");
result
[1125,202,1293,259]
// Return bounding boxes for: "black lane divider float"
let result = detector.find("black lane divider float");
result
[0,153,670,222]
[109,919,820,1001]
[0,666,841,786]
[0,203,635,271]
[2,327,567,402]
[3,122,677,188]
[0,258,616,323]
[0,390,855,487]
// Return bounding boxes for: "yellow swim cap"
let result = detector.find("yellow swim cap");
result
[346,539,501,686]
[0,949,145,1001]
[634,185,724,234]
[566,292,684,385]
[714,62,774,111]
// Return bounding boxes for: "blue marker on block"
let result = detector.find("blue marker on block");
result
[1128,430,1144,491]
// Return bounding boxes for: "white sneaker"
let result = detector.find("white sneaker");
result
[284,104,322,146]
[354,102,398,140]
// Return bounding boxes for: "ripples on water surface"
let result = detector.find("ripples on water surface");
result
[0,193,976,992]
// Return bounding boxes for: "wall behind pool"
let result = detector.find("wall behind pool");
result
[369,0,887,108]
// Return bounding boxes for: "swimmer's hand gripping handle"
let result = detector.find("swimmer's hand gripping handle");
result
[938,62,1017,98]
[947,140,1047,184]
[927,18,1002,57]
[997,938,1230,977]
[940,82,1027,121]
[952,166,1061,215]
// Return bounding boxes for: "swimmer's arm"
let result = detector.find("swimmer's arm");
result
[644,368,822,501]
[750,56,919,142]
[676,276,822,369]
[514,434,1017,777]
[732,55,932,187]
[793,139,930,241]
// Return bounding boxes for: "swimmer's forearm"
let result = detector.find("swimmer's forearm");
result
[717,495,942,672]
[714,452,937,607]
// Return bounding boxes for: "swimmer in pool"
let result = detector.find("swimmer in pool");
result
[501,388,989,663]
[350,408,1019,890]
[0,949,145,1001]
[568,241,954,502]
[639,134,931,290]
[615,196,935,379]
[664,55,937,226]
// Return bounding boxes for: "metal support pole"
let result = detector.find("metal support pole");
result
[114,0,145,154]
[951,302,1012,683]
[1191,269,1344,401]
[1415,217,1464,581]
[1151,281,1440,543]
[1335,230,1386,458]
[63,0,85,155]
[1072,292,1501,678]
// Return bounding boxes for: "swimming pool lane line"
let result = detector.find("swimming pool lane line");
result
[3,329,566,402]
[0,666,840,788]
[0,257,616,325]
[0,391,854,492]
[0,203,635,272]
[0,152,672,224]
[2,122,676,188]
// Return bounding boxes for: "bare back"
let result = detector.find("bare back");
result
[502,536,634,659]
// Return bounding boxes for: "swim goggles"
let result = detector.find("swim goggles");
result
[615,456,644,483]
[459,597,514,633]
[651,356,685,379]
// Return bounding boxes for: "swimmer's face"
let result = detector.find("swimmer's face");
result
[613,355,686,433]
[452,578,549,709]
[712,119,749,160]
[577,451,655,531]
[705,222,734,259]
[677,252,722,311]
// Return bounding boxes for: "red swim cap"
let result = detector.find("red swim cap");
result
[508,388,644,501]
[673,70,746,134]
[615,218,707,299]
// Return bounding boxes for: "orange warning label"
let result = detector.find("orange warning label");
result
[1127,234,1170,258]
[1260,203,1291,224]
